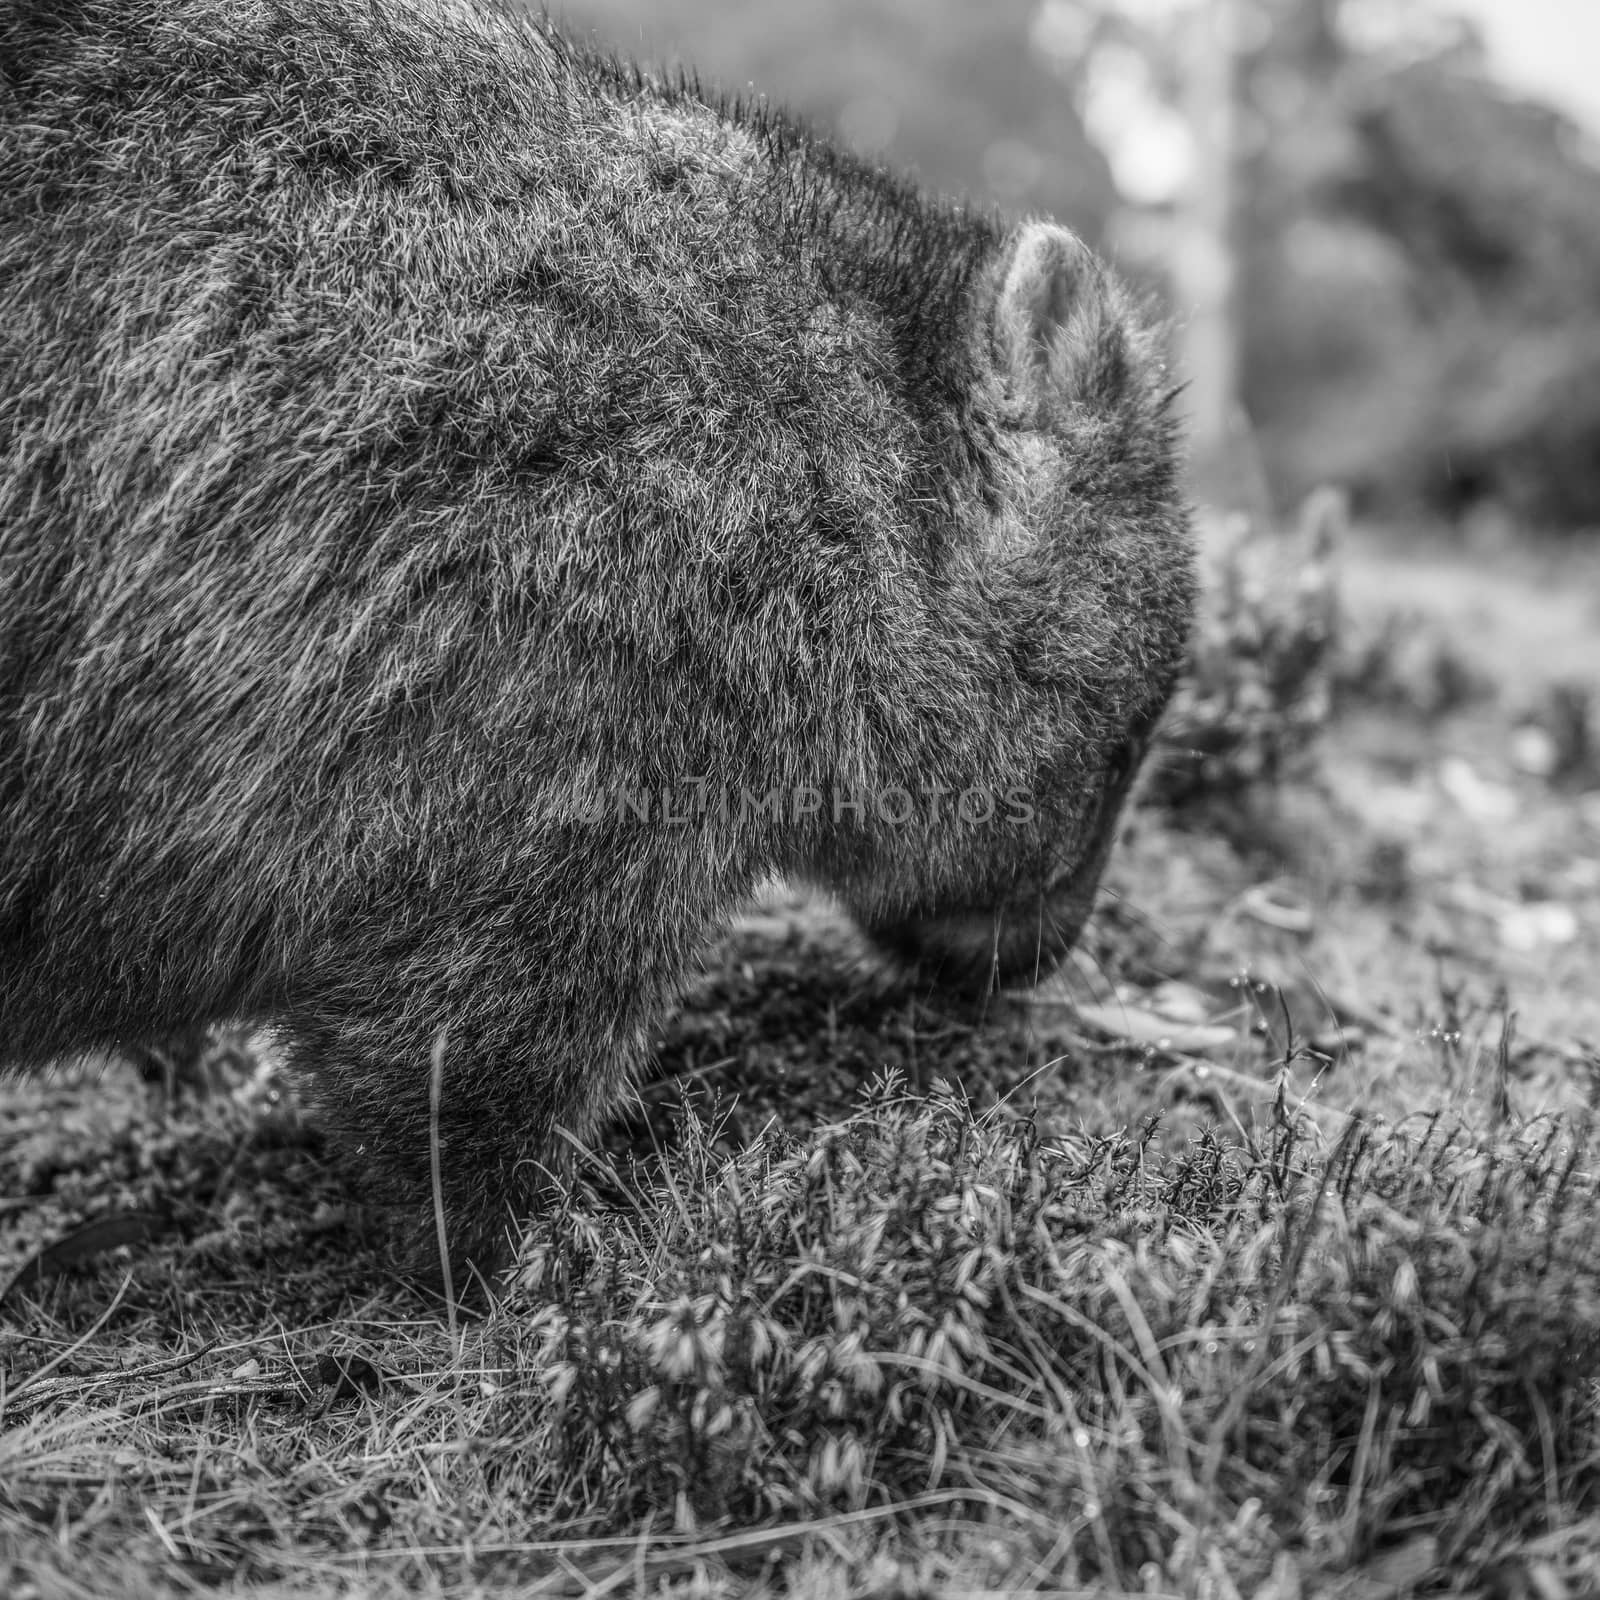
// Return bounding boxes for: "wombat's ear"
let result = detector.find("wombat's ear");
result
[989,221,1092,413]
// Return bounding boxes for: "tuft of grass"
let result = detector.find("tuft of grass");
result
[486,1085,1600,1590]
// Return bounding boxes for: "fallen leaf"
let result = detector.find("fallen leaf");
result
[1238,884,1315,935]
[1499,902,1580,952]
[1438,757,1517,824]
[1070,1001,1239,1055]
[1148,980,1217,1025]
[0,1211,170,1304]
[1511,724,1559,779]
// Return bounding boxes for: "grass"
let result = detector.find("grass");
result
[3,519,1599,1597]
[6,1085,1600,1596]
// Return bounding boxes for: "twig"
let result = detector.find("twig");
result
[3,1272,133,1414]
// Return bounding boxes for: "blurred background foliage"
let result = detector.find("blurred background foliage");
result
[1237,5,1600,530]
[549,0,1600,536]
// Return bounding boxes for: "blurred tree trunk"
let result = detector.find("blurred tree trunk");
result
[1175,0,1245,512]
[1276,0,1340,72]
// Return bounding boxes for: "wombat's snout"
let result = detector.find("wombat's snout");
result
[867,726,1157,994]
[866,853,1103,995]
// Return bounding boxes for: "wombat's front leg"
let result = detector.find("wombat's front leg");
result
[279,853,738,1275]
[286,1006,643,1275]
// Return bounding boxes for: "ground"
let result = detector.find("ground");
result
[1,524,1597,1598]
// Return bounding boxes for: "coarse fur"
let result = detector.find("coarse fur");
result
[0,0,1194,1269]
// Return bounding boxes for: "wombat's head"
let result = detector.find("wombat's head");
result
[864,221,1194,991]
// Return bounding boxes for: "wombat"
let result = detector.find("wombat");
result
[0,0,1194,1269]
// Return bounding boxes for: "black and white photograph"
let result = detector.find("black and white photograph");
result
[2,0,1598,1593]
